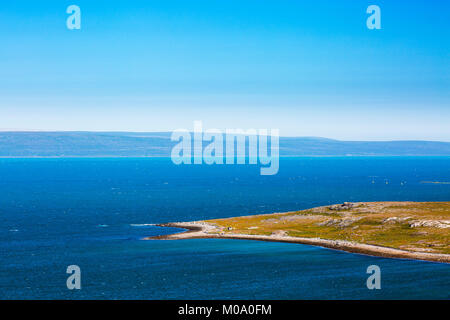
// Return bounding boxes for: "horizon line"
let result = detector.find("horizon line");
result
[1,130,449,143]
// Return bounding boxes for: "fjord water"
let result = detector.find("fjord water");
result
[0,157,449,299]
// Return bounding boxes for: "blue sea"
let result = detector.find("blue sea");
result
[0,157,449,299]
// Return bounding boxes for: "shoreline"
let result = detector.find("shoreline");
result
[145,222,450,264]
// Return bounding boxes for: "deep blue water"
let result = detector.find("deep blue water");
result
[0,157,449,299]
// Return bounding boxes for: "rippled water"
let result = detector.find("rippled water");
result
[0,157,449,299]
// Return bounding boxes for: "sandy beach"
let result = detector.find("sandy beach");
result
[145,221,450,264]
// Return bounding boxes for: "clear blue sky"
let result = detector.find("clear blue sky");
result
[0,0,449,140]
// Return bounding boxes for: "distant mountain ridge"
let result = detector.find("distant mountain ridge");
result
[0,131,449,157]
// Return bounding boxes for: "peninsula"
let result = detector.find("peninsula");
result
[147,202,450,263]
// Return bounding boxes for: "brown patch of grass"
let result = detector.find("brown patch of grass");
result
[207,202,450,254]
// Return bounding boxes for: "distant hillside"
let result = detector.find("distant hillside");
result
[0,132,449,157]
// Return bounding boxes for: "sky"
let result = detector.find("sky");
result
[0,0,449,140]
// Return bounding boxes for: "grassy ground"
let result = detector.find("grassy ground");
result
[207,202,450,254]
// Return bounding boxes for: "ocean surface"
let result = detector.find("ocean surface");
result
[0,157,449,299]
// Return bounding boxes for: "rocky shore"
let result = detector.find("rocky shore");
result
[145,220,450,264]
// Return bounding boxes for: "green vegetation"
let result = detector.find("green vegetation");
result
[207,202,450,254]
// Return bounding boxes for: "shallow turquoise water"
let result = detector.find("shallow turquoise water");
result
[0,157,449,299]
